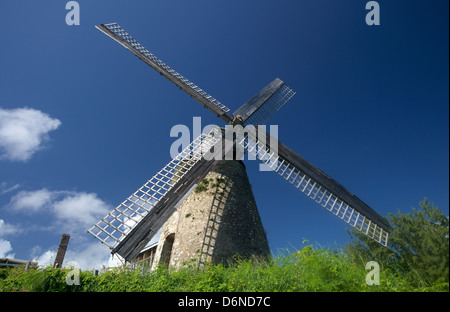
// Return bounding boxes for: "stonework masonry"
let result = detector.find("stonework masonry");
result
[150,160,270,270]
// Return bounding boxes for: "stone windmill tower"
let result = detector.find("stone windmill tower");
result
[88,23,390,270]
[151,160,269,269]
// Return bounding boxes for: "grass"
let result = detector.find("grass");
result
[0,244,447,292]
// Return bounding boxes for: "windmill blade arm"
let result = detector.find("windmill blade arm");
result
[239,126,390,246]
[233,78,296,126]
[113,158,220,261]
[87,127,223,259]
[96,23,233,124]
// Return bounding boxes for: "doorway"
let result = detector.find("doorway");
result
[159,233,175,268]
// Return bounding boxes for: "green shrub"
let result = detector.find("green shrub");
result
[1,244,447,292]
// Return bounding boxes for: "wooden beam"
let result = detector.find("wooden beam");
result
[53,234,70,268]
[233,78,284,123]
[255,127,391,231]
[95,24,234,124]
[112,158,220,261]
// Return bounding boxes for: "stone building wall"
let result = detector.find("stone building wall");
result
[151,160,270,270]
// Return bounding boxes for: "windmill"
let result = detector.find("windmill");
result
[88,23,390,264]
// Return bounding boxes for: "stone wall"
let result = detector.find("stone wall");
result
[151,160,270,269]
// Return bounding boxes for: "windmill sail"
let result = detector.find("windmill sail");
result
[88,127,223,260]
[233,78,296,126]
[95,23,233,124]
[113,157,222,261]
[238,126,390,246]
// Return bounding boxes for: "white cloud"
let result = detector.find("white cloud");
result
[8,189,111,229]
[0,239,14,258]
[63,242,123,270]
[8,189,54,213]
[0,218,22,236]
[31,242,123,270]
[0,107,61,162]
[0,182,20,195]
[6,188,116,269]
[0,219,22,258]
[32,250,56,267]
[53,192,111,227]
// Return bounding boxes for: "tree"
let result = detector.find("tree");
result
[345,199,449,286]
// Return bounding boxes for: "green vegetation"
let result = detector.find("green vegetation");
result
[194,177,229,194]
[346,198,449,289]
[1,198,447,292]
[194,178,210,193]
[0,244,447,292]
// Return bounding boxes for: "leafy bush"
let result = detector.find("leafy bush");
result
[346,199,449,290]
[1,244,447,292]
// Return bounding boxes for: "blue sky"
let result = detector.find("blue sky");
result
[0,0,448,269]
